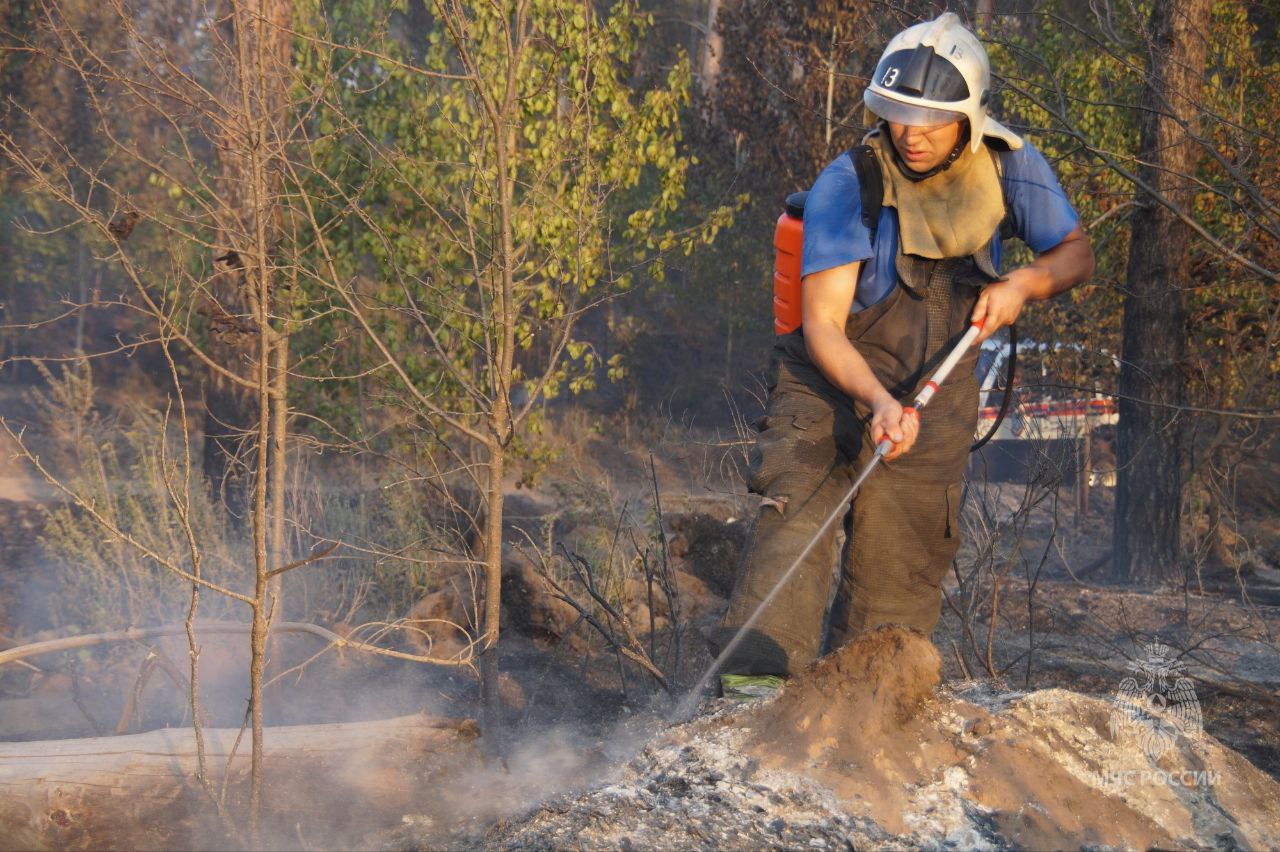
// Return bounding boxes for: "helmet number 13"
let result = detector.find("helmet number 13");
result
[881,67,899,87]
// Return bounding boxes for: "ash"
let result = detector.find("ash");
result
[486,701,890,844]
[484,700,994,851]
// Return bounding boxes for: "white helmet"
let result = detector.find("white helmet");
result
[863,12,1022,152]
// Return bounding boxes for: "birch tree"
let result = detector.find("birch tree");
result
[295,0,732,727]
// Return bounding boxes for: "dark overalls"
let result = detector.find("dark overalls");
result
[711,245,999,676]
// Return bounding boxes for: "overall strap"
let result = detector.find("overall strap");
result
[924,262,961,365]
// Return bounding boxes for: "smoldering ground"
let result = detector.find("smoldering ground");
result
[0,373,742,850]
[0,609,670,851]
[486,627,1280,851]
[7,378,1280,849]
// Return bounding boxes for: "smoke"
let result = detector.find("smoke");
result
[433,718,657,836]
[218,670,661,851]
[2,564,668,851]
[0,363,689,850]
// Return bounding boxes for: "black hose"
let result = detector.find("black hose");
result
[971,324,1017,452]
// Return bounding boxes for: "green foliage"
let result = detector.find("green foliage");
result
[290,0,731,438]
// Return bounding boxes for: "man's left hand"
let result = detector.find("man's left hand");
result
[971,267,1042,343]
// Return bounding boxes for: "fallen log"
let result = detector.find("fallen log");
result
[0,712,482,851]
[0,618,477,669]
[0,634,42,673]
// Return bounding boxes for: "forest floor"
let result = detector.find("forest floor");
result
[1,377,1279,848]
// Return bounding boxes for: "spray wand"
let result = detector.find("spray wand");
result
[674,319,987,720]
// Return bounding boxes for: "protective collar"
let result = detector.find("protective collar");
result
[865,128,1005,260]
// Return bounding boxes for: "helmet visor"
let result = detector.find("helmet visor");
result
[864,89,965,129]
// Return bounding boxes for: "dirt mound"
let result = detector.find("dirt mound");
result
[754,624,940,737]
[500,557,584,649]
[404,584,476,662]
[403,556,586,661]
[743,626,962,836]
[744,625,1280,848]
[964,688,1280,849]
[484,625,1280,850]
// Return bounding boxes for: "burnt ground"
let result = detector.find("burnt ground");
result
[475,628,1280,851]
[930,479,1280,785]
[1,384,1278,847]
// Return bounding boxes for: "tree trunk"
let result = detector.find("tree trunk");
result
[211,0,295,834]
[974,0,995,29]
[1076,407,1092,528]
[0,714,481,850]
[824,45,835,148]
[203,0,292,516]
[479,440,505,740]
[477,50,521,741]
[699,0,722,94]
[1112,0,1211,584]
[264,330,289,719]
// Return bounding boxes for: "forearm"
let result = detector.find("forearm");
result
[1013,228,1096,302]
[804,320,892,409]
[973,226,1095,342]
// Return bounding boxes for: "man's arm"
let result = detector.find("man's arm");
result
[971,223,1095,343]
[802,261,919,460]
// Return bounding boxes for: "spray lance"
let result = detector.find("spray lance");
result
[675,319,988,720]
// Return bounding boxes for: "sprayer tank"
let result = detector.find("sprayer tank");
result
[773,191,808,335]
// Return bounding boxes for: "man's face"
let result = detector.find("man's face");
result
[887,120,966,172]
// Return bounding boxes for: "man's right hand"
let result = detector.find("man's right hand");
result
[870,393,920,461]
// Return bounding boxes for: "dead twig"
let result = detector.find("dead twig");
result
[545,547,670,693]
[70,673,105,737]
[951,639,972,680]
[266,541,339,578]
[0,634,43,674]
[648,452,682,681]
[115,651,158,735]
[112,640,195,737]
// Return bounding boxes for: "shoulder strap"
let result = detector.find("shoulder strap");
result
[851,144,883,242]
[993,148,1015,242]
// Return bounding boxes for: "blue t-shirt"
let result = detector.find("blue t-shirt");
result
[801,142,1079,312]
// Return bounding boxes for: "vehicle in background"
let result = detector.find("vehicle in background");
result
[970,340,1118,486]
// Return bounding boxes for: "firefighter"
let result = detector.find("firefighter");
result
[714,13,1095,699]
